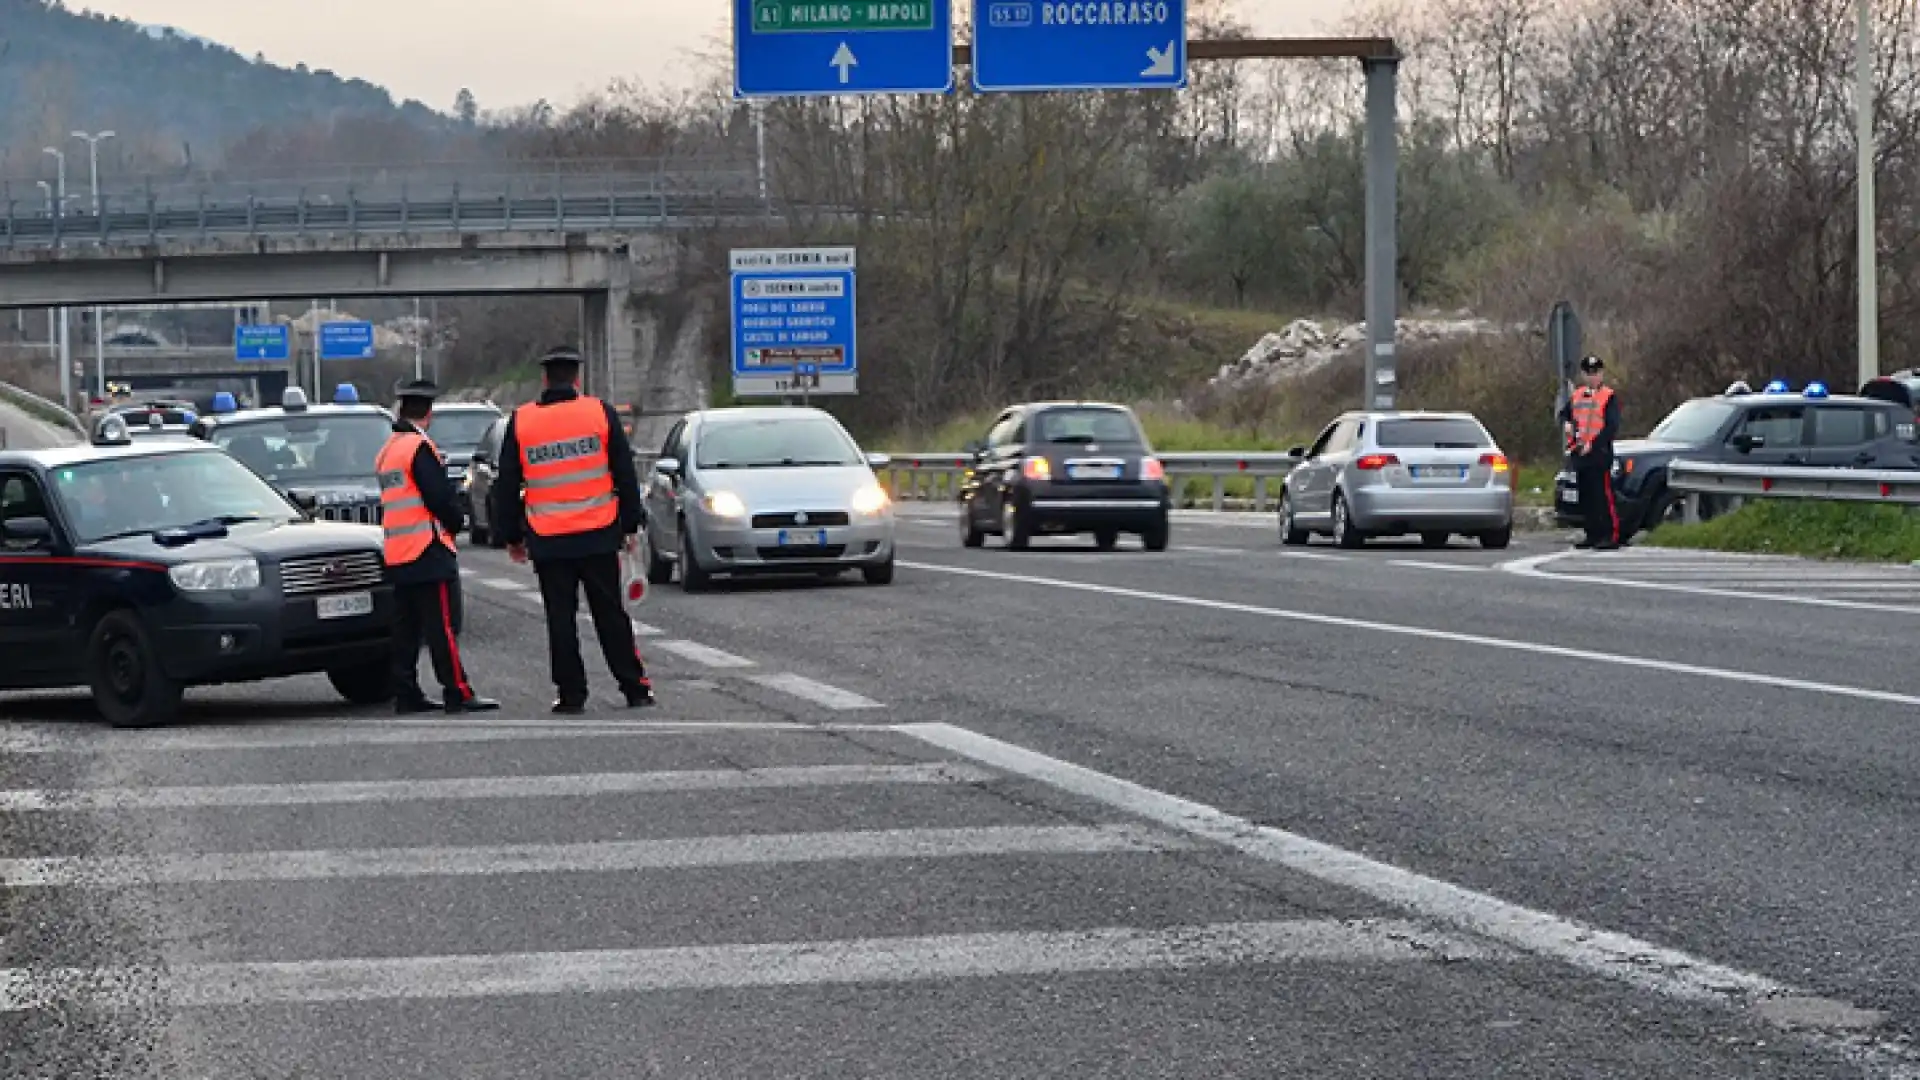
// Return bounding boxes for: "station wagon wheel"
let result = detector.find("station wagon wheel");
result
[1278,492,1309,546]
[88,609,181,729]
[1332,492,1365,549]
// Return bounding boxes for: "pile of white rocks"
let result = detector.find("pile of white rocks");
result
[1207,315,1504,392]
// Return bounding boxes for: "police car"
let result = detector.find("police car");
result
[1554,379,1920,537]
[0,411,396,728]
[188,385,391,525]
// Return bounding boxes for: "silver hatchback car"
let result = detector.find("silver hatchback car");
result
[1279,410,1515,549]
[641,406,896,591]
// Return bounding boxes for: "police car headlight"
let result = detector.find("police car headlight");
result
[168,558,261,592]
[850,483,891,516]
[703,491,748,519]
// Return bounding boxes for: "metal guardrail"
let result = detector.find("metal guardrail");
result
[874,451,1301,511]
[0,380,86,438]
[1666,460,1920,523]
[0,171,776,251]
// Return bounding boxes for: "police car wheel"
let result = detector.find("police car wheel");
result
[87,610,182,729]
[327,659,395,706]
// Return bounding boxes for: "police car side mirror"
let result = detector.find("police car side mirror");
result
[655,457,681,478]
[864,452,892,470]
[1731,433,1764,453]
[1,516,54,546]
[1287,446,1307,458]
[470,449,491,466]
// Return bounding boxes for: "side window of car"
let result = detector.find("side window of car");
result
[1306,421,1340,458]
[659,420,685,461]
[0,473,50,549]
[1809,407,1872,447]
[986,410,1021,448]
[1323,420,1360,456]
[1736,406,1805,447]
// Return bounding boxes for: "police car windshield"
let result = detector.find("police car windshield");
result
[695,417,862,469]
[1648,399,1738,443]
[51,452,298,544]
[428,411,498,454]
[211,414,389,485]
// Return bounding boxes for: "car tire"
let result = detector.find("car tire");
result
[645,525,675,585]
[1141,514,1170,552]
[327,658,394,705]
[87,609,182,729]
[679,525,713,593]
[1094,529,1119,551]
[1420,531,1449,549]
[862,557,895,585]
[1001,501,1032,551]
[961,501,986,548]
[1279,493,1309,546]
[1332,492,1365,549]
[1479,527,1512,550]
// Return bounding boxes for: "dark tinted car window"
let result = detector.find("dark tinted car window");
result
[1809,407,1874,446]
[430,410,500,453]
[1739,406,1806,447]
[1033,408,1143,445]
[1375,418,1492,449]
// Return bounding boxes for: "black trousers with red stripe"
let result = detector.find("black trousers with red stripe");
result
[534,551,650,702]
[392,577,476,704]
[1575,462,1621,545]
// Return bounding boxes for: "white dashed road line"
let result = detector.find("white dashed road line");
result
[747,672,885,710]
[652,640,757,669]
[478,578,528,592]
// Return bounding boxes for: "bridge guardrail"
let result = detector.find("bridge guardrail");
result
[1666,460,1920,523]
[0,173,775,251]
[0,381,86,438]
[873,451,1301,511]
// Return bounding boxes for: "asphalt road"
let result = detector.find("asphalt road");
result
[2,506,1917,1077]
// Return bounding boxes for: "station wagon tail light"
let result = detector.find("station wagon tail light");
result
[1478,453,1510,472]
[1021,456,1051,481]
[1140,457,1165,480]
[1354,453,1398,470]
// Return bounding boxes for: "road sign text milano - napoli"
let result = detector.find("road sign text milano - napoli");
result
[734,0,953,96]
[730,247,858,397]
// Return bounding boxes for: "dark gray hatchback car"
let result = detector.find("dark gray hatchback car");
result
[958,401,1172,551]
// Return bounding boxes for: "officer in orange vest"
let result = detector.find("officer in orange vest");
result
[1559,354,1623,550]
[493,348,656,713]
[378,379,500,714]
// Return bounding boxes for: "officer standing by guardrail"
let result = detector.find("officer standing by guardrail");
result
[1560,354,1623,550]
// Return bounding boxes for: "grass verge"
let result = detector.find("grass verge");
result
[1643,500,1920,562]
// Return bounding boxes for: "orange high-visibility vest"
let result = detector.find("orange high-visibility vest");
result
[376,431,457,566]
[515,396,617,537]
[1570,385,1614,449]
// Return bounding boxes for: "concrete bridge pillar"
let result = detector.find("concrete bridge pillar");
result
[623,295,712,454]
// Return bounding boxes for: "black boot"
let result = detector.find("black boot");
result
[446,695,500,714]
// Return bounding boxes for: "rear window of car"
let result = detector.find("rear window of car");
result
[1032,407,1144,445]
[1374,418,1492,449]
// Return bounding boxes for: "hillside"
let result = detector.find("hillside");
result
[0,0,441,177]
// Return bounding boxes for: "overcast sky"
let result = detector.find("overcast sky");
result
[72,0,1376,114]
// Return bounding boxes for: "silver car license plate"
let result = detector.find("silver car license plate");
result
[777,529,828,547]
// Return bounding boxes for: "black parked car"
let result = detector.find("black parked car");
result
[1555,382,1920,537]
[188,387,393,525]
[958,401,1172,551]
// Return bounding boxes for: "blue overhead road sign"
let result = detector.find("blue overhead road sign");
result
[234,324,290,362]
[972,0,1187,92]
[733,0,954,97]
[318,321,376,361]
[730,247,858,397]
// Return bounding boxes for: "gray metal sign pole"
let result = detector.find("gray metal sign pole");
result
[1362,55,1400,411]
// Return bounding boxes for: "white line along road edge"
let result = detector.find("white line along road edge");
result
[897,560,1920,707]
[899,722,1918,1078]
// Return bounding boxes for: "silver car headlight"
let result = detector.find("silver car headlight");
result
[169,558,261,592]
[850,483,891,517]
[703,491,748,519]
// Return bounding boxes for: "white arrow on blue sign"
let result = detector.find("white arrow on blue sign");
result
[733,0,954,97]
[972,0,1188,93]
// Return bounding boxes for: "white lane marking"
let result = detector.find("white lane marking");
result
[631,619,663,636]
[1386,559,1485,573]
[478,577,528,592]
[651,640,756,669]
[0,722,854,754]
[458,568,476,577]
[748,672,885,710]
[903,723,1912,1074]
[0,824,1181,887]
[1274,549,1349,561]
[1501,550,1920,616]
[0,919,1498,1011]
[0,763,994,811]
[1174,545,1242,556]
[897,559,1920,706]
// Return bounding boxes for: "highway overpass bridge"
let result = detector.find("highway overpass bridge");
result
[0,161,774,447]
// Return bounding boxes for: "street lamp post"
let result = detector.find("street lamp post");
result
[73,131,115,400]
[40,150,72,412]
[1856,0,1879,389]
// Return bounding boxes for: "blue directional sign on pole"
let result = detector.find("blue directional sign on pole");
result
[730,247,857,397]
[972,0,1187,92]
[733,0,954,97]
[234,324,290,362]
[318,321,376,361]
